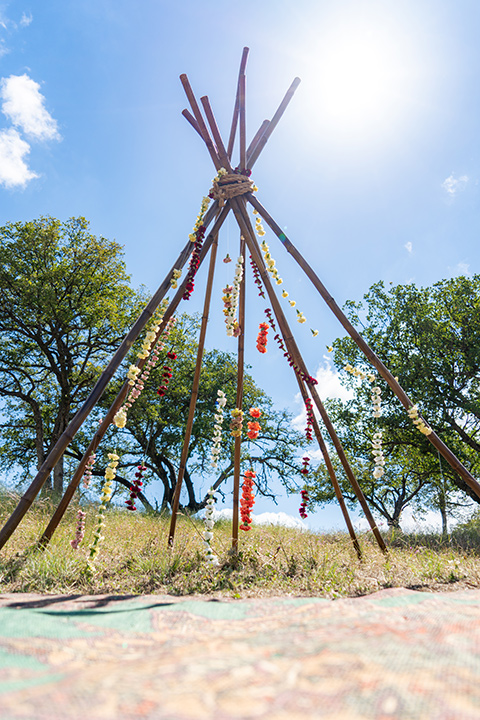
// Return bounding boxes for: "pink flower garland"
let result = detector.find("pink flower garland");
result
[70,509,86,549]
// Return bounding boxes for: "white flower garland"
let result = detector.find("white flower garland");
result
[408,404,432,435]
[204,488,219,566]
[345,363,386,481]
[223,255,244,337]
[210,389,227,468]
[372,431,385,478]
[113,301,173,428]
[88,452,119,570]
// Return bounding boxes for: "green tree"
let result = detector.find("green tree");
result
[310,276,480,530]
[0,216,140,493]
[88,314,306,513]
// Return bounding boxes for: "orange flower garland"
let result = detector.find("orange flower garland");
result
[247,407,262,440]
[240,470,256,531]
[256,322,268,353]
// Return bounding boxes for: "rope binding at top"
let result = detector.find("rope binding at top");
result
[210,169,254,206]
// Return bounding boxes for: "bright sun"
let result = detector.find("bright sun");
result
[303,13,420,145]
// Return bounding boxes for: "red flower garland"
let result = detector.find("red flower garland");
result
[304,398,314,442]
[249,255,266,299]
[157,350,177,397]
[240,470,256,530]
[299,488,310,519]
[183,225,206,300]
[256,322,269,354]
[126,464,146,511]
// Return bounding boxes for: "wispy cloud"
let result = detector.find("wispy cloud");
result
[442,173,469,197]
[20,12,32,27]
[1,74,60,141]
[404,241,413,254]
[0,127,38,188]
[448,261,471,277]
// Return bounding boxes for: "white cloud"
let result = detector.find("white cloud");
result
[442,173,469,197]
[210,508,307,531]
[404,241,412,254]
[0,127,38,188]
[1,74,60,141]
[293,357,353,431]
[447,261,471,278]
[20,12,32,27]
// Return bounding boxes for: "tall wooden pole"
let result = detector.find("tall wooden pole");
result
[35,204,229,548]
[248,194,480,502]
[231,233,246,553]
[227,47,249,161]
[168,236,220,547]
[229,196,387,553]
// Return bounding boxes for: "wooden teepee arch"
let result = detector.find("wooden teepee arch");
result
[1,48,480,558]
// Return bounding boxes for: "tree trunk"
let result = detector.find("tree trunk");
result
[53,456,64,494]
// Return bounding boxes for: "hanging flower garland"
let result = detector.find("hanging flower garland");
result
[183,194,211,301]
[204,488,220,566]
[256,322,269,353]
[247,407,262,440]
[249,255,266,299]
[222,255,244,337]
[170,268,182,289]
[223,254,232,264]
[210,389,227,469]
[157,350,177,397]
[70,509,86,550]
[125,463,146,511]
[240,470,256,531]
[371,432,385,479]
[304,398,314,442]
[299,489,310,520]
[264,309,318,386]
[88,452,118,570]
[230,408,244,438]
[82,452,97,489]
[408,405,432,436]
[344,363,389,482]
[113,308,174,428]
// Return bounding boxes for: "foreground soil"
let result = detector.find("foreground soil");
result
[0,587,479,719]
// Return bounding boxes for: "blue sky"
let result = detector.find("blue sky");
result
[1,0,479,532]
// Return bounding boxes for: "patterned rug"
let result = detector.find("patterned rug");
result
[0,587,479,719]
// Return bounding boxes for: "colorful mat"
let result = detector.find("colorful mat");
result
[0,588,479,719]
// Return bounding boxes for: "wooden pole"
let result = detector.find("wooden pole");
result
[248,194,480,502]
[239,74,246,171]
[246,120,270,167]
[37,204,230,549]
[168,235,219,547]
[246,77,301,170]
[232,233,246,553]
[229,196,387,553]
[180,74,221,171]
[227,47,249,161]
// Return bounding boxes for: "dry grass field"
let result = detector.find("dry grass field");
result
[0,494,479,598]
